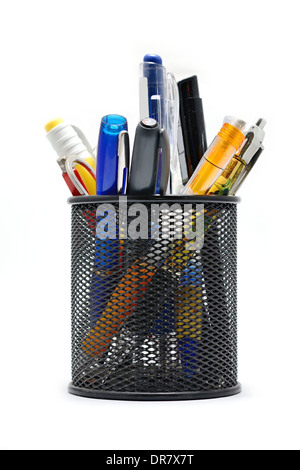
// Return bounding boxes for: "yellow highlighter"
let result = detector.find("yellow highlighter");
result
[182,116,246,196]
[45,118,96,195]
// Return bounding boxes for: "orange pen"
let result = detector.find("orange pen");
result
[82,261,157,357]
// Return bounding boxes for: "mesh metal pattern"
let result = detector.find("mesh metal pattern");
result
[69,197,239,399]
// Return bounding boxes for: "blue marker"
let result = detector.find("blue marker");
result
[96,114,129,195]
[89,115,129,330]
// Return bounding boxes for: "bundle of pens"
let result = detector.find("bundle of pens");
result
[45,53,266,199]
[46,54,266,391]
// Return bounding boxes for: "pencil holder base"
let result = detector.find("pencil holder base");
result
[68,383,241,401]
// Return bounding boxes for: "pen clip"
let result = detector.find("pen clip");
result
[158,128,170,195]
[64,155,96,196]
[117,131,130,194]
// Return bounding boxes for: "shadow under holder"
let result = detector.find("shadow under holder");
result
[67,194,241,401]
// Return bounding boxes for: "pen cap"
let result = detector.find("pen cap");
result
[177,75,207,177]
[178,75,200,101]
[219,117,246,147]
[139,54,167,130]
[127,118,170,196]
[45,119,94,160]
[204,118,245,169]
[96,114,128,195]
[223,116,246,133]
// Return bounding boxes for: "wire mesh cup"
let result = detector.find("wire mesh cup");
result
[68,195,241,400]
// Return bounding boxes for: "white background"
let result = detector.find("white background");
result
[0,0,299,451]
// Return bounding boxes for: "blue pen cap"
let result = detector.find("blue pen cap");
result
[143,53,163,65]
[96,114,128,195]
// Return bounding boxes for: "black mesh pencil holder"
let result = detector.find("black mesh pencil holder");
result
[67,195,241,401]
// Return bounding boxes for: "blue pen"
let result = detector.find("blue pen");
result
[96,114,129,195]
[89,115,129,329]
[139,54,167,131]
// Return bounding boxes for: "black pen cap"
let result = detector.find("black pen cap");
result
[178,75,207,177]
[178,75,200,100]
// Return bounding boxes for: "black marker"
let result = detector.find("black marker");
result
[178,75,207,181]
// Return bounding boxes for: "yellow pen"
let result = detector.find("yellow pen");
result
[45,118,96,195]
[182,116,246,196]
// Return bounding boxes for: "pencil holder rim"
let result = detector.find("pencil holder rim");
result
[67,195,241,205]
